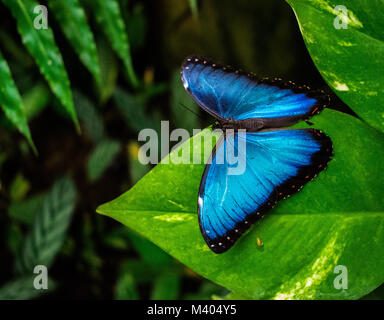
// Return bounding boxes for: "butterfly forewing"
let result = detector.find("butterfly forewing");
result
[181,56,328,127]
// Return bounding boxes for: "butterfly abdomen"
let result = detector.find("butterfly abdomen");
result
[220,118,265,132]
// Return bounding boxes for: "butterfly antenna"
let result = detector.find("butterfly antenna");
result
[179,103,203,120]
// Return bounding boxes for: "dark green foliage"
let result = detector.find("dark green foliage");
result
[48,0,102,84]
[87,139,121,181]
[74,91,105,142]
[115,272,139,300]
[0,51,34,150]
[114,87,161,133]
[2,0,79,131]
[0,0,138,145]
[87,0,139,87]
[151,272,180,300]
[0,276,55,300]
[0,177,75,300]
[15,177,76,274]
[188,0,199,18]
[8,193,45,225]
[9,172,30,202]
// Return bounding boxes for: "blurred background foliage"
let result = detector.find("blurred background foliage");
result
[0,0,378,299]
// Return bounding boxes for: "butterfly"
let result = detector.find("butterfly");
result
[180,56,333,254]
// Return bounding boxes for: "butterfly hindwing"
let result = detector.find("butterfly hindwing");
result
[198,129,332,253]
[181,56,328,127]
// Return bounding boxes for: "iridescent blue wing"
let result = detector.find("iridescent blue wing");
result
[198,129,332,253]
[181,56,328,126]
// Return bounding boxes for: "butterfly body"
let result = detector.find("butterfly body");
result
[217,117,264,132]
[181,56,333,254]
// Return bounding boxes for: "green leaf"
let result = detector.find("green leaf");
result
[0,276,55,300]
[114,88,161,133]
[137,82,168,105]
[115,272,139,300]
[74,91,105,142]
[126,4,147,50]
[15,177,76,274]
[9,172,30,202]
[188,0,199,19]
[286,0,384,132]
[48,0,101,84]
[2,0,79,130]
[5,223,23,256]
[81,235,102,273]
[8,193,45,225]
[0,29,34,68]
[80,215,102,279]
[23,83,50,120]
[103,226,132,250]
[87,139,121,182]
[0,51,35,151]
[97,37,118,104]
[98,109,384,299]
[89,0,139,88]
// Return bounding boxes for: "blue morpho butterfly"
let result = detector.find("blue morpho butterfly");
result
[180,56,333,254]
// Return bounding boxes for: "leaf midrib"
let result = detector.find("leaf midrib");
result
[17,0,49,60]
[98,208,384,217]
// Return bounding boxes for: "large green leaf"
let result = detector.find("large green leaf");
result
[98,109,384,299]
[0,51,35,151]
[88,0,139,88]
[2,0,79,130]
[286,0,384,132]
[48,0,101,84]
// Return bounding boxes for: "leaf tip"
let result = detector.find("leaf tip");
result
[96,204,107,215]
